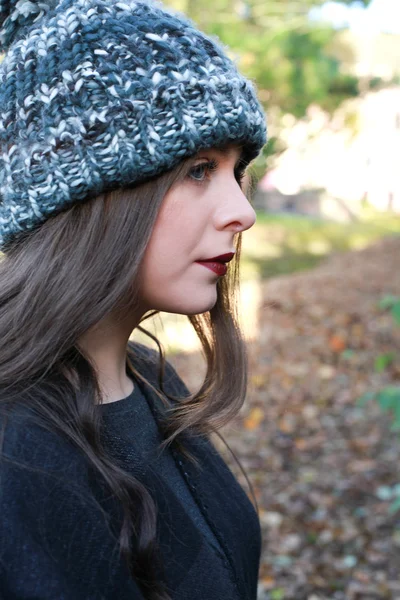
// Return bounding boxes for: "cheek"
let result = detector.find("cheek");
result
[146,202,203,265]
[146,222,184,267]
[136,203,219,313]
[139,213,189,286]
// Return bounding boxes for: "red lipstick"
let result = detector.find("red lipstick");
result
[196,252,235,277]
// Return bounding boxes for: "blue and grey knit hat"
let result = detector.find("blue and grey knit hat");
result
[0,0,267,250]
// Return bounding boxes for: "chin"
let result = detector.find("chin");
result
[184,304,216,316]
[161,291,218,316]
[170,301,217,316]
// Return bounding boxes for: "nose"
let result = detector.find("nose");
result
[214,182,257,233]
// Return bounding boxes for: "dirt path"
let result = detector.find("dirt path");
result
[169,236,400,600]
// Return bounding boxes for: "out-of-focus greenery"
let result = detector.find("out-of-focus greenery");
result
[214,23,359,117]
[241,212,400,280]
[165,0,371,118]
[164,0,374,178]
[358,295,400,514]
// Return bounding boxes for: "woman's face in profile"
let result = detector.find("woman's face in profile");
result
[137,145,256,316]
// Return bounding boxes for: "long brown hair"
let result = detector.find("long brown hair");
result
[0,148,258,600]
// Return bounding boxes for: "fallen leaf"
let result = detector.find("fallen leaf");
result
[244,406,265,430]
[329,334,347,353]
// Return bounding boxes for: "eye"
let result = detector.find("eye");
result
[188,158,247,189]
[188,159,219,185]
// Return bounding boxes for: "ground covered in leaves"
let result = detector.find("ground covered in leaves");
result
[169,236,400,600]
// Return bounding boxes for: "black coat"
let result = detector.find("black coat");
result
[0,342,261,599]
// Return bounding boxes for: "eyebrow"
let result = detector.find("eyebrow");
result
[212,145,249,168]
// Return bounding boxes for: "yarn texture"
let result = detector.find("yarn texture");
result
[0,0,267,249]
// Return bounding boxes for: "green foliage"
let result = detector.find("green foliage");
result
[326,73,359,108]
[341,349,356,361]
[358,295,400,514]
[210,20,353,118]
[369,76,385,90]
[376,387,400,428]
[374,352,396,373]
[392,303,400,327]
[270,588,285,600]
[278,27,341,117]
[378,295,400,326]
[378,295,399,310]
[359,385,400,428]
[390,495,400,514]
[379,294,400,325]
[165,0,368,120]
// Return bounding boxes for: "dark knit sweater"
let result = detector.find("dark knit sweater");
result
[100,378,227,560]
[0,343,261,599]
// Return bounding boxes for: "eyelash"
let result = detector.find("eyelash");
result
[188,159,246,188]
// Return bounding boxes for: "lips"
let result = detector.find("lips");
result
[205,253,235,263]
[195,252,235,276]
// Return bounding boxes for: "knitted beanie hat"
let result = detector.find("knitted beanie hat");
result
[0,0,267,250]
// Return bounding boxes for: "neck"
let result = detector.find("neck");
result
[77,309,142,404]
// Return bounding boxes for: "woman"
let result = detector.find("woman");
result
[0,0,267,598]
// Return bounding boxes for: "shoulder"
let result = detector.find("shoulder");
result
[0,406,105,542]
[0,405,89,489]
[0,410,134,597]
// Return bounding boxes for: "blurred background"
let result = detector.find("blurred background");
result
[134,1,400,598]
